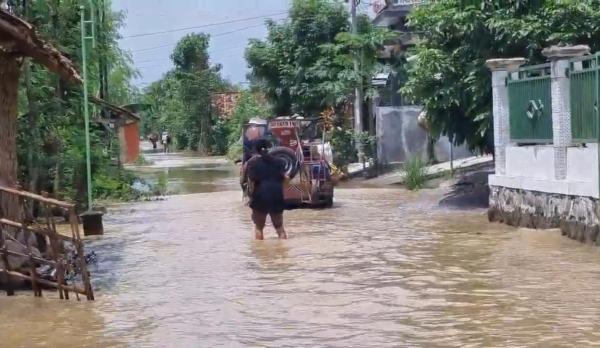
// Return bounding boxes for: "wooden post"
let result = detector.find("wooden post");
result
[43,201,64,299]
[0,225,14,296]
[0,53,23,221]
[69,208,94,300]
[0,186,93,300]
[19,197,41,297]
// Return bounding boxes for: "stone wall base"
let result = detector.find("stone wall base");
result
[488,186,600,244]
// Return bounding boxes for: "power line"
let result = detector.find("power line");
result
[135,58,171,65]
[137,64,169,70]
[131,23,268,53]
[133,44,247,66]
[120,11,288,39]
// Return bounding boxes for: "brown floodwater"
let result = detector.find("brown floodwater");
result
[3,154,600,347]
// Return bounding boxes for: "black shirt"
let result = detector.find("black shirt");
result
[246,155,286,213]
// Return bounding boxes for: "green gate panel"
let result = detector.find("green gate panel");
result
[508,67,553,143]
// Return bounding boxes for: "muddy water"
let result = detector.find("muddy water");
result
[3,156,600,347]
[132,149,239,194]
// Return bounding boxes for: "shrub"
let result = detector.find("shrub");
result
[226,142,243,163]
[155,172,168,196]
[93,172,138,201]
[403,156,427,190]
[134,154,151,166]
[330,128,356,171]
[354,131,377,161]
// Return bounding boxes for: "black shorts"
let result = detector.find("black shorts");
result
[252,210,284,229]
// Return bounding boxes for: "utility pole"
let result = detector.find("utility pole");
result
[351,0,365,172]
[351,0,363,135]
[80,4,104,235]
[80,6,93,211]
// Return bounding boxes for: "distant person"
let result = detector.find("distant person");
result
[245,139,288,240]
[149,133,159,150]
[161,132,172,154]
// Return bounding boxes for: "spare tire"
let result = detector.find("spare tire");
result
[270,146,300,179]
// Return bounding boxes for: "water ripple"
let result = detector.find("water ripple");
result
[4,188,600,347]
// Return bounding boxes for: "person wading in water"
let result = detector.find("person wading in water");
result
[245,139,289,240]
[161,132,172,154]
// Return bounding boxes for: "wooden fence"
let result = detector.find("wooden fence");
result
[0,186,94,300]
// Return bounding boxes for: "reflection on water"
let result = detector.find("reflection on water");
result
[132,149,239,194]
[4,153,600,347]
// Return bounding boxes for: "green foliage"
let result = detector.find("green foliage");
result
[134,154,151,166]
[227,91,271,145]
[403,0,600,152]
[354,131,377,160]
[226,142,244,163]
[141,34,230,154]
[403,156,427,191]
[171,33,210,71]
[212,118,231,156]
[246,0,391,116]
[330,128,356,170]
[14,1,141,208]
[155,172,168,196]
[141,71,184,140]
[93,171,138,201]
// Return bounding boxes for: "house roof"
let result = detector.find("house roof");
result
[90,96,141,124]
[0,10,81,84]
[372,4,412,27]
[120,103,152,114]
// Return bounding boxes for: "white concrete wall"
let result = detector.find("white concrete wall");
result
[375,106,472,164]
[567,143,599,183]
[487,48,595,202]
[490,144,599,198]
[506,145,555,180]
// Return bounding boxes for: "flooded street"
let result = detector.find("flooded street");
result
[4,151,600,347]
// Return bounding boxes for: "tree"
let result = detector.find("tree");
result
[0,7,82,218]
[402,0,600,152]
[227,91,271,144]
[246,0,390,116]
[141,72,184,139]
[6,1,141,206]
[141,34,229,154]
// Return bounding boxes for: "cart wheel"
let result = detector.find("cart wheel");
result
[310,185,320,205]
[270,146,300,179]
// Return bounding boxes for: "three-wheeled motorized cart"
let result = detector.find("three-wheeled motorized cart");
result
[240,117,334,208]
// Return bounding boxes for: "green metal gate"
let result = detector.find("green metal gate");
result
[507,63,553,143]
[570,54,600,142]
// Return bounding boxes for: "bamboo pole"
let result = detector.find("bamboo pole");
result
[0,229,14,296]
[0,186,92,300]
[43,201,65,299]
[4,249,55,266]
[19,197,41,297]
[0,268,87,295]
[0,185,73,209]
[0,219,75,243]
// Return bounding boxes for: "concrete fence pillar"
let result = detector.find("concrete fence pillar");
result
[542,45,590,180]
[486,58,526,175]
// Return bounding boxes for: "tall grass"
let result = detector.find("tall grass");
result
[156,172,168,196]
[403,156,428,190]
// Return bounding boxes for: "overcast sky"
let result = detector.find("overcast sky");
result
[113,0,376,88]
[113,0,291,88]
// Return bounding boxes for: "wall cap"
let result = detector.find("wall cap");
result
[542,45,590,60]
[485,58,526,71]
